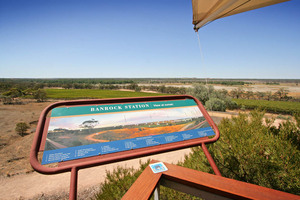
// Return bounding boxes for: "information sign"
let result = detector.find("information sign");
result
[41,98,215,165]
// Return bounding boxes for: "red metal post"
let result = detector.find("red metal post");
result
[201,143,221,176]
[69,167,78,200]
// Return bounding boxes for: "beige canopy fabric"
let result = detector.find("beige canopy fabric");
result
[192,0,290,31]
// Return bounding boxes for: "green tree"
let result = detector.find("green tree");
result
[256,91,266,100]
[219,89,228,96]
[62,83,72,89]
[158,85,167,93]
[134,86,141,92]
[205,98,226,111]
[1,95,13,104]
[244,91,254,99]
[229,89,238,98]
[15,122,30,137]
[265,91,273,101]
[230,87,244,99]
[188,84,236,111]
[33,89,47,102]
[2,88,23,98]
[127,83,139,91]
[274,88,289,100]
[187,84,209,104]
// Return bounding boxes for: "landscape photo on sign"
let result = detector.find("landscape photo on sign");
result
[42,99,215,164]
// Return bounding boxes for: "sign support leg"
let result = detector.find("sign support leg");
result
[154,182,160,200]
[69,167,78,200]
[201,143,221,176]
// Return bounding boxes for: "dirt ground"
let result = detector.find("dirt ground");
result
[0,98,294,200]
[0,100,56,177]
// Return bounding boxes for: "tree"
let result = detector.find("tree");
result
[236,87,244,99]
[1,95,13,105]
[2,88,23,98]
[187,84,209,104]
[158,85,167,93]
[265,91,273,101]
[188,84,236,111]
[244,91,254,99]
[134,86,141,92]
[62,83,72,89]
[15,122,30,137]
[274,88,289,100]
[127,83,138,90]
[33,89,47,102]
[205,98,226,111]
[229,89,238,98]
[219,89,228,96]
[256,91,266,100]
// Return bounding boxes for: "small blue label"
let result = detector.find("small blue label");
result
[150,162,168,173]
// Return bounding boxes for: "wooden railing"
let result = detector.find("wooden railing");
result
[122,160,300,200]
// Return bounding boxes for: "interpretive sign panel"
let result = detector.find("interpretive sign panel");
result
[41,98,215,165]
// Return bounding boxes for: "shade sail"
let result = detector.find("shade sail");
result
[192,0,290,31]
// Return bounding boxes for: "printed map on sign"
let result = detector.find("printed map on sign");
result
[42,99,215,164]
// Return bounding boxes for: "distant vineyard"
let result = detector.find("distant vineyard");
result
[45,89,164,99]
[233,99,300,115]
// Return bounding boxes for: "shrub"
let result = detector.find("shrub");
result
[15,122,30,137]
[94,161,149,200]
[277,113,300,149]
[1,96,13,105]
[208,111,300,194]
[187,84,209,104]
[187,84,236,111]
[205,98,226,111]
[33,89,47,102]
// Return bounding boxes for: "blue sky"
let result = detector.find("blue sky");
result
[0,0,299,79]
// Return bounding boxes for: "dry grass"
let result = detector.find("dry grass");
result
[0,100,54,177]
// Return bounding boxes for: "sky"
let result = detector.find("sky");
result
[0,0,299,79]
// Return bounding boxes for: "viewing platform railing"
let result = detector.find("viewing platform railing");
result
[122,160,300,200]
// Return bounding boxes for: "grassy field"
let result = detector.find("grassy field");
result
[45,89,165,99]
[233,99,300,115]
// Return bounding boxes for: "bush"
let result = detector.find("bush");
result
[94,161,149,200]
[277,113,300,149]
[188,84,236,111]
[33,89,47,102]
[205,98,226,111]
[187,84,209,104]
[15,122,30,137]
[208,111,300,194]
[1,96,13,105]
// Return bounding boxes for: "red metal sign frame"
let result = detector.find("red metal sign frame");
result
[30,95,220,199]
